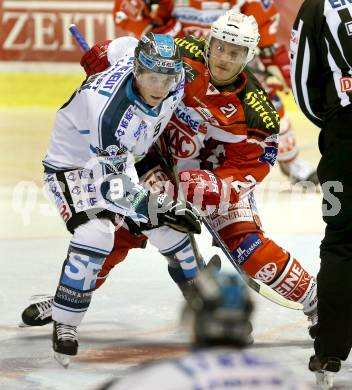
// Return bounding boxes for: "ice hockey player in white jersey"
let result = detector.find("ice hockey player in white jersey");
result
[40,32,202,366]
[95,268,308,390]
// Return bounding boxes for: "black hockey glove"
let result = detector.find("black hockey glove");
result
[148,193,202,234]
[101,174,201,234]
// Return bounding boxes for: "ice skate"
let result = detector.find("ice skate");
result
[19,295,53,327]
[309,355,340,389]
[53,321,78,368]
[206,254,222,272]
[279,158,319,186]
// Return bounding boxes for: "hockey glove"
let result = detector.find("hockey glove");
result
[259,45,291,89]
[80,40,111,76]
[148,193,202,234]
[178,170,230,212]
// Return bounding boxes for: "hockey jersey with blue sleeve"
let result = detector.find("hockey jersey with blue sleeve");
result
[43,36,184,183]
[42,37,184,218]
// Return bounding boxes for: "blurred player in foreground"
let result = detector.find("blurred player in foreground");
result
[94,269,308,390]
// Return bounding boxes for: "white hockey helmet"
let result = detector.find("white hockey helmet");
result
[206,11,260,68]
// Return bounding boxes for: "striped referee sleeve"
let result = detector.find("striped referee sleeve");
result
[290,0,352,128]
[290,2,324,128]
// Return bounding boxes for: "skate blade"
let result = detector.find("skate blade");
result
[206,255,221,272]
[18,321,31,328]
[315,370,334,389]
[54,352,71,368]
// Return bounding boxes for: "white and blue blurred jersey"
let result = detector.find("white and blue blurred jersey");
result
[106,348,308,390]
[43,37,184,186]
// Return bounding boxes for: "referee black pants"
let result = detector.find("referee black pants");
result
[315,106,352,360]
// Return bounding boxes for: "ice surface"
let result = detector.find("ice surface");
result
[0,228,351,389]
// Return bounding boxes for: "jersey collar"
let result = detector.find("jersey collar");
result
[126,76,162,117]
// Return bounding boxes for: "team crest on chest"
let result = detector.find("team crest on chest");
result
[167,122,198,159]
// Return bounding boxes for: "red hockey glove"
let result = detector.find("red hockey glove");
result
[80,40,112,76]
[260,45,291,89]
[179,170,230,213]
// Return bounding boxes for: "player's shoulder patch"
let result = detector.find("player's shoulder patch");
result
[174,36,205,60]
[175,36,205,84]
[260,0,273,10]
[241,70,280,136]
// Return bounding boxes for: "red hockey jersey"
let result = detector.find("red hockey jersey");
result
[168,36,280,200]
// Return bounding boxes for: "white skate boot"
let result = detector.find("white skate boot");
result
[279,158,319,186]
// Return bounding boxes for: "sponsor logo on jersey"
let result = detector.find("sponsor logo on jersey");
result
[116,106,134,137]
[233,233,263,265]
[168,121,197,158]
[71,186,81,195]
[328,0,352,9]
[102,58,133,91]
[255,262,277,283]
[174,37,204,58]
[78,169,94,180]
[173,11,221,25]
[340,77,352,93]
[66,172,77,181]
[210,204,253,231]
[260,0,272,10]
[259,146,277,166]
[174,106,201,132]
[134,120,147,139]
[244,89,280,131]
[45,174,72,222]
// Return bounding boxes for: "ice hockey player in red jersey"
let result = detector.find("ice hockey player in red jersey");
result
[21,12,318,341]
[112,0,319,185]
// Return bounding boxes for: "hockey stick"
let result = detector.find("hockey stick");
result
[201,217,302,310]
[158,134,303,310]
[69,24,90,52]
[153,136,211,271]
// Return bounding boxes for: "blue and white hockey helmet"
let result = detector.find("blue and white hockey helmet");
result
[134,32,183,76]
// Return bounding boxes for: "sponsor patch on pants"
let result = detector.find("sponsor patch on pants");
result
[232,233,263,265]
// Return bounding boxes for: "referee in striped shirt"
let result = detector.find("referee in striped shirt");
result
[290,0,352,382]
